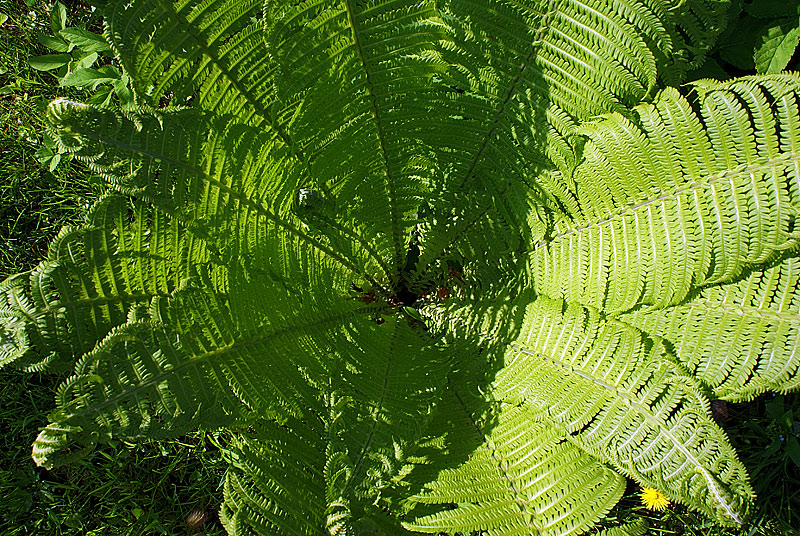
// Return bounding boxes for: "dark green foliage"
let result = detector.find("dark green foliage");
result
[696,0,800,78]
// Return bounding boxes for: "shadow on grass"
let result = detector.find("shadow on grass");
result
[0,368,228,536]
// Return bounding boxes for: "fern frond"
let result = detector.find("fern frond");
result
[594,518,648,536]
[46,99,393,293]
[31,278,366,468]
[0,195,192,372]
[292,316,456,513]
[104,0,355,257]
[220,341,451,536]
[656,0,731,84]
[426,295,754,525]
[8,0,800,533]
[533,75,800,314]
[619,256,800,401]
[220,416,328,535]
[410,0,680,292]
[404,390,626,536]
[105,0,274,125]
[265,0,445,276]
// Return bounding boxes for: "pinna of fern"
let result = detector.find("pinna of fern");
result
[1,0,800,535]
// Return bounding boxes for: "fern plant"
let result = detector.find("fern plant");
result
[3,0,800,533]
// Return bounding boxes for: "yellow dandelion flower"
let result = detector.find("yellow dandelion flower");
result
[640,487,670,511]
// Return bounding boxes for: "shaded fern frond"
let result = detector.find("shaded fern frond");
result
[220,416,328,536]
[220,384,440,535]
[404,391,626,536]
[328,318,453,501]
[0,195,193,372]
[410,0,681,292]
[533,75,800,314]
[656,0,731,84]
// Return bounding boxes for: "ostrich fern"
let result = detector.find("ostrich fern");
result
[2,0,800,534]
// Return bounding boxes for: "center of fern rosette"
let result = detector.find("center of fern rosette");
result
[296,188,325,210]
[396,247,421,307]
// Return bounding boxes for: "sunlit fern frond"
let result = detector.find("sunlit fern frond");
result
[619,256,800,401]
[45,100,392,294]
[0,195,194,372]
[533,75,800,314]
[106,0,275,125]
[424,294,753,525]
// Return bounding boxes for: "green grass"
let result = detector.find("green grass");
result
[0,1,799,535]
[0,0,102,278]
[0,369,228,536]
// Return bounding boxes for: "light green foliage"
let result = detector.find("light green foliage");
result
[755,22,800,74]
[2,0,800,534]
[748,0,800,74]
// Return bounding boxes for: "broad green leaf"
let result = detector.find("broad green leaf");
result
[69,51,98,70]
[35,145,60,172]
[50,2,66,33]
[60,66,120,89]
[86,85,114,107]
[789,437,800,468]
[755,20,800,73]
[59,28,112,52]
[37,32,70,52]
[112,76,133,106]
[28,54,71,71]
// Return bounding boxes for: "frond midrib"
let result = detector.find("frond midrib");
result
[343,0,405,274]
[342,319,398,495]
[535,152,800,250]
[452,387,535,523]
[62,304,384,423]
